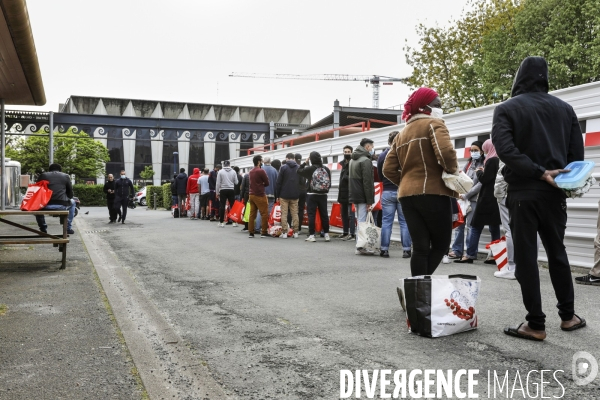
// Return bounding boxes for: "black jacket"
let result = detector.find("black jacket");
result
[38,171,73,206]
[471,157,501,227]
[492,56,584,200]
[103,180,116,200]
[114,177,134,200]
[349,145,374,204]
[297,152,331,194]
[377,148,396,192]
[170,179,178,195]
[208,170,218,191]
[175,172,188,195]
[276,160,300,200]
[240,174,250,203]
[234,173,243,196]
[337,160,350,203]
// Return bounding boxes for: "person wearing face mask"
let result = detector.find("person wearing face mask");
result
[448,141,484,259]
[103,173,120,224]
[382,87,459,276]
[455,139,501,264]
[114,169,134,224]
[349,138,376,255]
[336,145,356,240]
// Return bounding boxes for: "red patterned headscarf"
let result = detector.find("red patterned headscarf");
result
[402,87,439,122]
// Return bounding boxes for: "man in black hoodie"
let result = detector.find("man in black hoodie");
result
[276,153,300,238]
[294,153,307,232]
[492,56,585,341]
[175,168,188,217]
[34,163,76,234]
[114,169,134,224]
[298,151,331,242]
[103,174,120,223]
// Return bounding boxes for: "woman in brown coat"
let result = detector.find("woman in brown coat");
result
[383,87,459,276]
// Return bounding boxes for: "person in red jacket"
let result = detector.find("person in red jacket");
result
[186,168,201,220]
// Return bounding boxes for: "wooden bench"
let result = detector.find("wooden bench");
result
[0,210,70,269]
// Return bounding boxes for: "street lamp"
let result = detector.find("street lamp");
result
[173,152,178,174]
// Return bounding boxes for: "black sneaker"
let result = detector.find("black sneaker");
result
[241,228,248,232]
[248,233,255,238]
[260,234,268,238]
[575,274,600,286]
[344,234,356,241]
[402,251,412,259]
[225,222,233,225]
[380,250,389,258]
[67,229,75,235]
[117,215,122,222]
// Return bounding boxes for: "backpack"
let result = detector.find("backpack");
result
[311,167,330,193]
[172,205,179,218]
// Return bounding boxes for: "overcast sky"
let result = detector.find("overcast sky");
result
[20,0,471,122]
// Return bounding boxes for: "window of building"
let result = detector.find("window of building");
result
[214,132,230,165]
[580,120,587,133]
[455,138,466,149]
[477,134,490,143]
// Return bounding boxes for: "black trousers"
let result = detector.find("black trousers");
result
[306,194,329,235]
[219,189,236,223]
[107,198,119,222]
[400,195,452,276]
[507,195,573,331]
[114,197,129,221]
[340,201,355,235]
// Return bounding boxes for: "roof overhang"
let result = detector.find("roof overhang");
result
[0,0,45,105]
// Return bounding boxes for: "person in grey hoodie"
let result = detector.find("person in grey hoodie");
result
[262,157,279,215]
[216,161,239,227]
[276,153,300,238]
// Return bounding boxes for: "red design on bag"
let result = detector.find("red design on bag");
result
[268,202,281,226]
[452,205,465,229]
[21,180,53,211]
[444,298,475,321]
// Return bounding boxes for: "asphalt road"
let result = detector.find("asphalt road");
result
[79,206,600,399]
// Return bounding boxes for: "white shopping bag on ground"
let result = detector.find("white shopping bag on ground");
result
[356,210,381,252]
[399,275,481,338]
[486,237,507,271]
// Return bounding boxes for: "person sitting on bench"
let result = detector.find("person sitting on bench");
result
[34,163,76,235]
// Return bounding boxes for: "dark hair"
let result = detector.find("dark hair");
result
[179,168,185,173]
[286,153,295,159]
[233,166,240,173]
[253,155,263,166]
[215,164,222,169]
[360,138,374,147]
[223,160,231,167]
[343,145,353,153]
[48,163,62,172]
[294,153,302,161]
[271,159,281,171]
[203,169,209,174]
[173,173,178,179]
[388,131,400,145]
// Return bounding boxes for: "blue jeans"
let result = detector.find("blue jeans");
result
[35,199,76,231]
[451,201,476,257]
[466,224,501,259]
[381,191,412,251]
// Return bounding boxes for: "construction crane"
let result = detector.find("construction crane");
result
[229,73,408,109]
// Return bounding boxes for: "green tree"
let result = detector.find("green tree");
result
[139,165,155,183]
[404,0,600,111]
[14,128,110,181]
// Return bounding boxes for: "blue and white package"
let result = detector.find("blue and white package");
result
[555,161,595,189]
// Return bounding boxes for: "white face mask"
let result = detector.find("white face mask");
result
[369,149,375,156]
[121,175,126,179]
[428,106,444,119]
[471,152,481,160]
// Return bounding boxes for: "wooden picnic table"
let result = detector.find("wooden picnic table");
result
[0,210,70,269]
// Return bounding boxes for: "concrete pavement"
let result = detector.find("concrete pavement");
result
[76,206,600,399]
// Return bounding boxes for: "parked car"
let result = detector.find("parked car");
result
[134,186,147,206]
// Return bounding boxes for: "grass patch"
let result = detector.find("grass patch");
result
[0,304,7,316]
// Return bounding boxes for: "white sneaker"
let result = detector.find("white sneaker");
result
[442,255,450,264]
[292,232,299,239]
[324,233,330,242]
[218,223,225,228]
[232,223,238,227]
[494,268,516,280]
[280,233,287,239]
[305,235,316,242]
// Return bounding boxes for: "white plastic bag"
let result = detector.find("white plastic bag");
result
[442,170,474,194]
[399,274,481,338]
[356,210,381,252]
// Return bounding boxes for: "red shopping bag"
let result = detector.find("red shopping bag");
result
[329,203,343,228]
[185,195,191,211]
[314,211,322,232]
[268,201,281,226]
[21,180,53,211]
[227,200,245,223]
[373,183,383,211]
[452,204,464,229]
